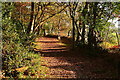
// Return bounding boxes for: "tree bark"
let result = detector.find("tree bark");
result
[27,2,34,34]
[81,2,88,44]
[71,16,75,48]
[93,3,98,48]
[75,20,81,42]
[58,18,61,40]
[116,32,120,45]
[88,3,98,48]
[68,2,78,49]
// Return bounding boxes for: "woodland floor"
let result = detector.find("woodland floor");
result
[35,36,120,79]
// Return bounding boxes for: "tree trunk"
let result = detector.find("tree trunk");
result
[88,28,94,48]
[93,2,98,48]
[75,21,81,42]
[68,2,78,49]
[88,3,98,48]
[81,2,88,44]
[72,17,75,48]
[81,22,86,44]
[27,2,34,34]
[76,29,81,42]
[67,30,71,37]
[43,29,46,36]
[37,25,41,35]
[116,32,120,45]
[58,19,61,40]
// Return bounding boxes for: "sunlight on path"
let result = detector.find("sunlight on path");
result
[35,37,69,53]
[35,37,78,78]
[35,37,117,78]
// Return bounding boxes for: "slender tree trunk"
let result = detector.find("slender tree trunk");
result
[27,2,34,34]
[93,3,98,48]
[68,2,78,49]
[75,21,81,42]
[88,28,94,47]
[76,29,81,42]
[37,25,41,35]
[87,3,93,48]
[67,30,71,37]
[81,2,88,44]
[72,17,75,48]
[58,18,61,40]
[116,32,120,45]
[43,29,46,36]
[81,22,86,44]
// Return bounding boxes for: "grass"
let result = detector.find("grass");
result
[99,42,117,49]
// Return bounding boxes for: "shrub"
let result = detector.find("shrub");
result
[2,2,39,78]
[99,42,115,49]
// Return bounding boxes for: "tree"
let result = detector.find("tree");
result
[2,2,38,77]
[27,2,35,34]
[67,2,79,48]
[33,2,68,35]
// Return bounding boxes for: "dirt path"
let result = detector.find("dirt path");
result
[35,37,118,78]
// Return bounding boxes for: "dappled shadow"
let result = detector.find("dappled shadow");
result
[35,37,120,78]
[35,37,72,57]
[36,41,60,43]
[35,49,70,57]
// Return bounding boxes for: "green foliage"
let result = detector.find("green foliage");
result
[1,2,120,78]
[2,2,40,78]
[99,42,115,49]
